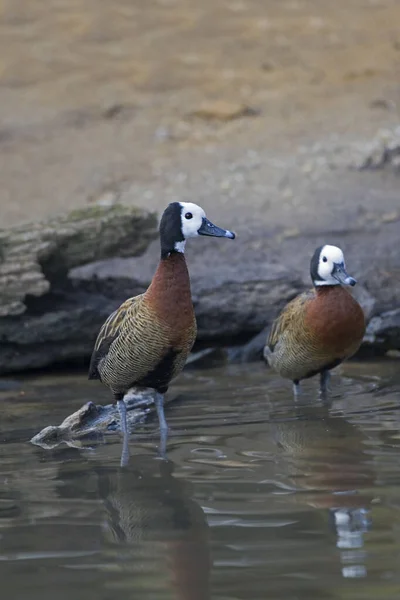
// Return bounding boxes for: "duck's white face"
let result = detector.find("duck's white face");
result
[315,245,356,287]
[160,201,235,256]
[174,201,235,252]
[317,245,345,284]
[179,202,206,240]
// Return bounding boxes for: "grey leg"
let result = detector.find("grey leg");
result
[293,380,301,399]
[117,399,130,468]
[155,392,168,458]
[320,371,330,399]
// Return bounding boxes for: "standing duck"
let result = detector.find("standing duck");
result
[89,202,235,463]
[263,245,365,397]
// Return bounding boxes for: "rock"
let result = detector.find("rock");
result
[227,326,270,363]
[363,309,400,355]
[192,263,303,341]
[0,205,158,374]
[353,126,400,171]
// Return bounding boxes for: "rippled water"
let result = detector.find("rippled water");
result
[1,359,400,600]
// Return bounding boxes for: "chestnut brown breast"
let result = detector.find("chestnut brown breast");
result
[146,252,196,345]
[305,286,365,356]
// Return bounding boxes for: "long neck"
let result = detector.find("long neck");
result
[161,238,186,260]
[146,252,192,316]
[315,285,344,296]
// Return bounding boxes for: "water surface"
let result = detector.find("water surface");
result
[1,360,400,600]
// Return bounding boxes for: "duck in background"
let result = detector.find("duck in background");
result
[264,245,365,397]
[89,202,235,464]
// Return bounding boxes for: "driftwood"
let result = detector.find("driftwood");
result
[30,390,159,449]
[0,204,157,317]
[0,204,158,373]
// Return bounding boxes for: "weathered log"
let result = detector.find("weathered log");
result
[0,204,157,317]
[0,204,158,373]
[30,390,159,449]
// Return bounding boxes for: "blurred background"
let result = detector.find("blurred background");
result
[1,0,400,230]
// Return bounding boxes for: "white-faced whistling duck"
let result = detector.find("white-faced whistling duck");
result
[263,245,366,398]
[89,202,235,464]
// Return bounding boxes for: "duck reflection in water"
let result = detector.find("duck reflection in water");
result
[270,403,373,579]
[97,455,211,600]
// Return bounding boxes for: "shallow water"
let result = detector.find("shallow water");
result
[1,359,400,600]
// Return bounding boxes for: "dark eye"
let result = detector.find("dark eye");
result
[185,212,193,220]
[322,256,327,262]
